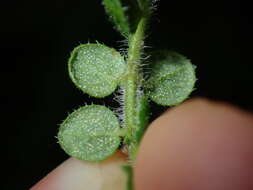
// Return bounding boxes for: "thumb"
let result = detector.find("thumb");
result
[135,98,253,190]
[31,151,127,190]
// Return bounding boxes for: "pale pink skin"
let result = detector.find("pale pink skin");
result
[31,98,253,190]
[30,151,127,190]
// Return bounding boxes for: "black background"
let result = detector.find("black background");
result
[1,0,252,189]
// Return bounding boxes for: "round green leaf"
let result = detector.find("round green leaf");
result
[146,51,196,106]
[68,43,126,98]
[58,105,121,161]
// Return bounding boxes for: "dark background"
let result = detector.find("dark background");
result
[1,0,252,189]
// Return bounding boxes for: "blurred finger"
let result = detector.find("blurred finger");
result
[135,98,253,190]
[31,151,127,190]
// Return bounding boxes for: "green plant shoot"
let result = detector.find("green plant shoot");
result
[57,0,196,189]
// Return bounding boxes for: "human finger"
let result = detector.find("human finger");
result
[31,151,127,190]
[135,98,253,190]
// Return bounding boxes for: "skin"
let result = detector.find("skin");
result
[31,98,253,190]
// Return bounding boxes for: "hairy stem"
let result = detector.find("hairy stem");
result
[124,18,147,160]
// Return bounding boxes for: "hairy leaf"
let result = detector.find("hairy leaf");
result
[103,0,130,36]
[146,51,196,106]
[58,105,122,161]
[68,43,126,98]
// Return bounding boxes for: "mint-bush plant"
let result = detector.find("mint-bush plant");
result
[57,0,196,189]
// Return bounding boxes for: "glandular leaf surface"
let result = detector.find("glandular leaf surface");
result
[69,43,126,98]
[58,105,121,162]
[146,51,196,106]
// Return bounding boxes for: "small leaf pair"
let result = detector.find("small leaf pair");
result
[58,43,126,161]
[58,43,196,162]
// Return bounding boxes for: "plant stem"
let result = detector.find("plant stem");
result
[124,17,147,160]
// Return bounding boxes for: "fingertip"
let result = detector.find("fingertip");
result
[135,98,253,190]
[31,151,127,190]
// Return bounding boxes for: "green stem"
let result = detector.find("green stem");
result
[124,18,147,160]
